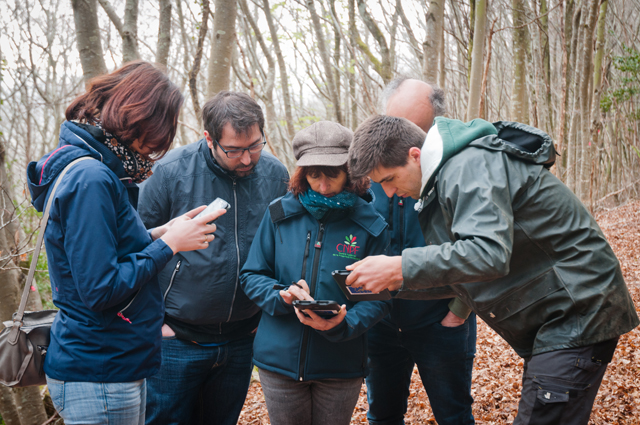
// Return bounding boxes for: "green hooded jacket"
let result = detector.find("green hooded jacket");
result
[398,118,639,358]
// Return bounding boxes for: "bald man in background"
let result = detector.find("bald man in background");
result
[364,78,476,425]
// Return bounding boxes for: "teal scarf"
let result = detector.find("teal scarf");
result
[298,189,358,220]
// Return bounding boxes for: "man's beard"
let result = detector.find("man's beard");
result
[211,148,258,177]
[229,161,257,177]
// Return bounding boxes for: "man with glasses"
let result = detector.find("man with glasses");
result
[139,91,289,425]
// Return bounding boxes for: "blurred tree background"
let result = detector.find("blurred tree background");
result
[1,0,640,422]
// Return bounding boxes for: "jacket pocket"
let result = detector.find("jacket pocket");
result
[473,269,573,351]
[475,269,564,323]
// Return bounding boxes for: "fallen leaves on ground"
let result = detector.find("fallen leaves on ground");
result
[238,200,640,424]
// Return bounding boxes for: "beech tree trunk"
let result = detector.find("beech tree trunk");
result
[189,0,211,125]
[0,386,20,425]
[156,0,172,67]
[356,0,392,83]
[349,0,358,128]
[0,143,49,425]
[587,0,609,209]
[207,0,238,97]
[467,0,487,120]
[511,0,529,124]
[566,5,583,191]
[306,0,343,123]
[72,0,107,85]
[262,0,295,140]
[97,0,139,63]
[423,0,444,83]
[576,0,601,200]
[121,0,139,62]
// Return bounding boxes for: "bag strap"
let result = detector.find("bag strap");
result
[9,156,94,344]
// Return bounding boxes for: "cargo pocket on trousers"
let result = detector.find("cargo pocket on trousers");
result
[529,388,569,425]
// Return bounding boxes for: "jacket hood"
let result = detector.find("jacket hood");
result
[419,119,556,198]
[470,121,557,167]
[27,121,128,212]
[420,117,497,197]
[270,191,387,237]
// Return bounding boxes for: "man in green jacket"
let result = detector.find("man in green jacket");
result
[346,114,639,425]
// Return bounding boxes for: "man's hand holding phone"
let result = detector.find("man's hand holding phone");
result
[345,255,404,293]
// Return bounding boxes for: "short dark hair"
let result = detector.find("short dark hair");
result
[202,91,265,141]
[348,115,426,180]
[380,76,446,117]
[288,164,370,197]
[65,61,184,158]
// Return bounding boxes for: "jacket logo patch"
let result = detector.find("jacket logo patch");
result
[334,234,360,259]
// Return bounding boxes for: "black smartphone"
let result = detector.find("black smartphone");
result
[292,300,341,318]
[331,270,392,301]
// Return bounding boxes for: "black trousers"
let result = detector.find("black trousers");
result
[514,338,619,425]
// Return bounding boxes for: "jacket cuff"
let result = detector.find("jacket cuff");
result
[448,298,471,320]
[147,238,175,272]
[317,319,348,342]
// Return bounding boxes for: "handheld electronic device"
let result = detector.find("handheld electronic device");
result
[292,300,341,318]
[332,270,392,301]
[195,198,230,220]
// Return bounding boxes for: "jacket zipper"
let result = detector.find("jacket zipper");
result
[300,232,311,280]
[225,179,240,329]
[388,197,394,232]
[298,222,325,381]
[398,198,404,249]
[163,260,182,300]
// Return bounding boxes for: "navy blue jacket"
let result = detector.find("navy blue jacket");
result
[138,139,288,340]
[240,192,391,381]
[370,184,451,331]
[26,121,173,382]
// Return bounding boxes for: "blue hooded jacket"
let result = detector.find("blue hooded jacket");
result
[26,121,174,382]
[369,184,451,331]
[240,191,391,381]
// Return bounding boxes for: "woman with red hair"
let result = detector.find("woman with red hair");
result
[27,61,223,424]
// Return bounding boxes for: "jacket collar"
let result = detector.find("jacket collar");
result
[273,191,387,237]
[27,121,138,211]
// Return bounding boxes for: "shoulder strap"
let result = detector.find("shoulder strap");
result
[8,156,94,343]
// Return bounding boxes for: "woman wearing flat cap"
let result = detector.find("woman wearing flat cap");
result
[240,121,391,425]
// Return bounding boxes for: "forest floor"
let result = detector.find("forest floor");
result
[237,200,640,425]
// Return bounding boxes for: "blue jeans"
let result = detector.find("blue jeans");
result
[366,314,477,425]
[46,376,146,425]
[145,334,254,425]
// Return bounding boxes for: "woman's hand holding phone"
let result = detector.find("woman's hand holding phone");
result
[160,205,226,254]
[280,279,311,305]
[294,304,347,331]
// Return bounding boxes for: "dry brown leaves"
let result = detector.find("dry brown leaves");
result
[238,200,640,425]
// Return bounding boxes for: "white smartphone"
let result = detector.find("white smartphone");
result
[195,197,230,219]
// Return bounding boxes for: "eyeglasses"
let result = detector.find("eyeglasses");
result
[214,137,266,159]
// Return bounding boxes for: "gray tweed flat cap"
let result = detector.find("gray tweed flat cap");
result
[293,121,353,167]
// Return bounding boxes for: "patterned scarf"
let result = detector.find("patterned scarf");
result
[92,121,154,183]
[298,188,358,221]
